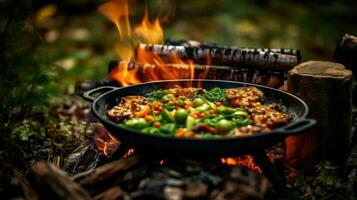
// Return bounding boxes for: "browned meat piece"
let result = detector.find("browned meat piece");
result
[233,125,269,136]
[192,123,222,135]
[250,105,290,128]
[164,87,204,98]
[107,106,131,122]
[107,96,150,122]
[225,87,264,108]
[176,128,196,138]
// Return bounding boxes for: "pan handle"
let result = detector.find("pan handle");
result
[82,86,118,102]
[276,118,316,136]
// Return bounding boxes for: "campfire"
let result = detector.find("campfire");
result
[93,0,300,174]
[72,1,353,199]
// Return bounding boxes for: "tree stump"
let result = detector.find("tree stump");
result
[286,61,352,171]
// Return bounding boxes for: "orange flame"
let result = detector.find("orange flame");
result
[99,0,199,86]
[96,131,120,157]
[221,156,262,173]
[99,0,131,39]
[134,8,163,44]
[123,148,135,158]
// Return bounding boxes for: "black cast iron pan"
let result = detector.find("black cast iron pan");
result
[83,79,316,158]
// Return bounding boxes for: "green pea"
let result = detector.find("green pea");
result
[175,109,188,124]
[162,94,175,102]
[125,118,147,129]
[216,119,234,133]
[161,109,175,122]
[186,116,196,130]
[192,98,205,108]
[195,103,210,112]
[217,106,237,114]
[232,110,248,117]
[160,123,176,134]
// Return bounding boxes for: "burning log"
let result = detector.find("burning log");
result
[165,39,301,56]
[286,61,352,170]
[73,155,141,189]
[335,34,357,72]
[135,43,300,71]
[28,162,93,200]
[109,60,285,88]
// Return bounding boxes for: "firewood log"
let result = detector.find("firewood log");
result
[28,162,92,200]
[135,44,300,71]
[108,60,285,88]
[286,61,352,171]
[73,155,141,189]
[165,39,301,56]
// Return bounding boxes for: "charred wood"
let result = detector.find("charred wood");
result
[165,39,301,57]
[73,155,141,189]
[28,162,92,200]
[135,43,300,71]
[211,167,269,200]
[62,143,103,176]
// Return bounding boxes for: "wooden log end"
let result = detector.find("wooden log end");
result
[289,61,352,79]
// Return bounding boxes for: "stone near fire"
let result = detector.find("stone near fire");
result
[286,61,352,169]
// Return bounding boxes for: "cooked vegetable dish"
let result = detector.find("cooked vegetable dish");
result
[107,87,291,138]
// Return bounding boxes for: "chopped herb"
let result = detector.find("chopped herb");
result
[202,87,228,104]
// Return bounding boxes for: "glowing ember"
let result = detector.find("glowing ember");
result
[123,148,135,158]
[96,131,120,157]
[221,156,262,173]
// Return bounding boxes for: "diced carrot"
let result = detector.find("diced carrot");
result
[199,112,206,118]
[208,109,216,115]
[173,100,180,106]
[157,107,163,112]
[154,121,161,128]
[153,102,161,110]
[135,105,151,117]
[145,115,155,122]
